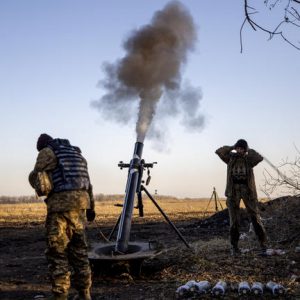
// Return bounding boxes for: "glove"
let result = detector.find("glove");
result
[86,209,96,222]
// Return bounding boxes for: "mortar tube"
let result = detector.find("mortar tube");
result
[115,142,143,253]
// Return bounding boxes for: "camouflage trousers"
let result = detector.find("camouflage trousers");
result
[226,184,267,249]
[45,210,92,295]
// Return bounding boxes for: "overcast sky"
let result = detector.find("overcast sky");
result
[0,0,299,198]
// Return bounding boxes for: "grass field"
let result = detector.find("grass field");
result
[0,196,228,224]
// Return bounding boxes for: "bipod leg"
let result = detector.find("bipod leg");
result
[204,193,214,215]
[108,214,121,241]
[141,185,190,249]
[215,190,223,210]
[137,191,144,217]
[218,199,224,210]
[213,190,218,212]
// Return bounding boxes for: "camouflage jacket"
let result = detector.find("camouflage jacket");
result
[29,147,94,213]
[215,146,263,198]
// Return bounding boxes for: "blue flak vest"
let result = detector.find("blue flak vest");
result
[48,139,90,193]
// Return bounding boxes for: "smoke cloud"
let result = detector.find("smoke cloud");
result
[93,1,205,143]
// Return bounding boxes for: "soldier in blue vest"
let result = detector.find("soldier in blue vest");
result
[29,133,95,300]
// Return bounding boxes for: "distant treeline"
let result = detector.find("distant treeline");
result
[0,194,113,204]
[0,195,38,204]
[0,193,203,204]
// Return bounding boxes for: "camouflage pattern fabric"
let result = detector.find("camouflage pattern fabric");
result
[45,190,90,213]
[226,183,267,248]
[231,157,247,182]
[215,146,263,199]
[216,145,267,248]
[45,210,92,295]
[29,145,94,297]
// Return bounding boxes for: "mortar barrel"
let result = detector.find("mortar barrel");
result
[115,142,144,253]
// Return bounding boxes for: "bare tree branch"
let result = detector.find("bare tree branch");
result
[240,18,247,53]
[242,0,300,51]
[262,148,300,197]
[280,32,300,49]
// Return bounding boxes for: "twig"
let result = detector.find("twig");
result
[242,0,300,51]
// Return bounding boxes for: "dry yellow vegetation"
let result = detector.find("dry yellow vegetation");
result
[0,197,228,224]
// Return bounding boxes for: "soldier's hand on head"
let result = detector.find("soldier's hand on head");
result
[86,209,96,222]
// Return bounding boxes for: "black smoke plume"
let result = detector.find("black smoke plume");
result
[93,1,205,143]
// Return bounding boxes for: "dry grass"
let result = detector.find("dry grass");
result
[0,203,46,224]
[0,195,272,225]
[0,197,228,225]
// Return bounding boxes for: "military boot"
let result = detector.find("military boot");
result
[230,245,241,257]
[47,293,68,300]
[258,245,268,257]
[73,289,92,300]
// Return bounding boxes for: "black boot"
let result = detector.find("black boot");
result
[47,293,68,300]
[230,243,241,256]
[73,289,91,300]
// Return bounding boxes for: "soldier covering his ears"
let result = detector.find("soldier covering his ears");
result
[215,139,267,256]
[29,133,95,300]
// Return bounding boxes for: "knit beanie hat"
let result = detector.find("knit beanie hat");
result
[37,133,53,151]
[234,139,248,150]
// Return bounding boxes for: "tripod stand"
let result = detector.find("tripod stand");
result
[204,187,223,215]
[108,184,190,249]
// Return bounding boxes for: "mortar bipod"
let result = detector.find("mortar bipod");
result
[108,161,190,249]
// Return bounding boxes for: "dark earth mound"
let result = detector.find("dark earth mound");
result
[0,196,299,299]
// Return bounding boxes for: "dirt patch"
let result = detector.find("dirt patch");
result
[0,196,299,299]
